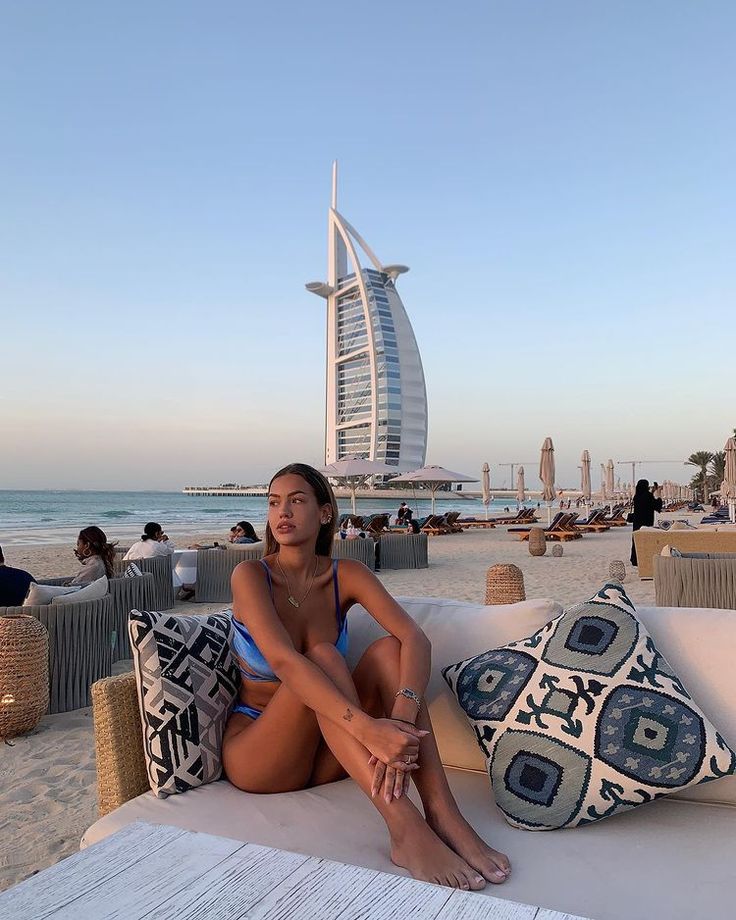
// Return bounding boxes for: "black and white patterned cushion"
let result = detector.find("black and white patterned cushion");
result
[443,583,736,830]
[129,609,240,797]
[124,562,143,578]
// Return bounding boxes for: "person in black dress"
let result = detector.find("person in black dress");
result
[630,479,663,566]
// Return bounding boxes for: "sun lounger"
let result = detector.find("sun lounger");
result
[364,514,390,536]
[512,512,583,542]
[572,509,611,533]
[600,506,628,526]
[420,513,454,535]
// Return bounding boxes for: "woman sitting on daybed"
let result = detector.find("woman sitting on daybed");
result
[222,462,510,891]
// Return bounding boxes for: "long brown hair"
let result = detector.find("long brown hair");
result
[78,526,117,577]
[265,463,338,557]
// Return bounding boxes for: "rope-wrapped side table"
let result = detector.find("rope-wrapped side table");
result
[0,615,49,738]
[609,560,626,583]
[485,564,526,605]
[528,528,547,557]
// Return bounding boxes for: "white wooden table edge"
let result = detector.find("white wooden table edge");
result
[0,821,593,920]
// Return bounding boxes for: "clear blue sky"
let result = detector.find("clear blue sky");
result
[2,1,734,490]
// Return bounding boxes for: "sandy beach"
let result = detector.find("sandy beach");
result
[0,517,671,892]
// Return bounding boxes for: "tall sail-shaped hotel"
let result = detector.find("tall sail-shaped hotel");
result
[306,164,428,469]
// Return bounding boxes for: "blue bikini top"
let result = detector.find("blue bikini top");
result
[230,558,348,682]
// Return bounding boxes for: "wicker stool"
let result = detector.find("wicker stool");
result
[528,528,547,556]
[609,560,626,583]
[552,544,564,557]
[0,615,49,738]
[485,564,526,605]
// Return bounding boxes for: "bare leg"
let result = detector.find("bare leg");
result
[352,637,511,884]
[306,642,487,891]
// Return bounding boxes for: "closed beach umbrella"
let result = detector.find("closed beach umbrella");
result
[481,462,491,520]
[580,450,592,503]
[320,456,403,515]
[390,465,478,515]
[600,463,607,502]
[516,466,526,507]
[606,460,615,500]
[539,438,555,524]
[722,437,736,522]
[722,438,736,498]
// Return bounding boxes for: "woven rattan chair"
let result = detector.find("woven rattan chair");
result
[1,595,114,713]
[378,533,429,569]
[40,574,155,661]
[92,673,149,816]
[195,544,265,603]
[114,554,175,611]
[331,537,376,569]
[653,555,736,609]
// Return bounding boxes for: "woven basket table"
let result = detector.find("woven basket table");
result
[0,615,49,738]
[528,528,547,556]
[609,560,626,583]
[485,564,526,605]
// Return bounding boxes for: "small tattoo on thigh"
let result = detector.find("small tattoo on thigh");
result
[343,707,354,722]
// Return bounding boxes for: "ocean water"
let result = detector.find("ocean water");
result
[0,490,525,545]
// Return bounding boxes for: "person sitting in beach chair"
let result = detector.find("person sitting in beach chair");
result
[0,544,36,606]
[222,462,510,891]
[67,526,116,585]
[123,522,176,560]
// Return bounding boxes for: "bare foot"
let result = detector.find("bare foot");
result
[426,808,510,884]
[390,813,487,890]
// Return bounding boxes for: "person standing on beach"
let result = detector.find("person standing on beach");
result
[630,479,663,566]
[0,545,35,605]
[68,526,116,584]
[123,522,176,560]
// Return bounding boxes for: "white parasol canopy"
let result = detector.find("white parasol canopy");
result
[390,465,478,514]
[319,456,403,515]
[516,466,526,507]
[580,450,592,503]
[481,462,491,520]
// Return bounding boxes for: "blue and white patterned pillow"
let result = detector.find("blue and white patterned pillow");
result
[443,583,735,830]
[129,609,240,797]
[124,562,143,577]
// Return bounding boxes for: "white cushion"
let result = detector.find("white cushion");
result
[51,575,108,605]
[23,582,80,606]
[346,596,562,771]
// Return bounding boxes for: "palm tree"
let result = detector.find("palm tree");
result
[712,451,726,482]
[686,451,714,501]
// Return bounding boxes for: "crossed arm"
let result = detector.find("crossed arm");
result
[231,559,431,770]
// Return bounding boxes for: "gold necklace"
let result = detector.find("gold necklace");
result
[276,556,319,608]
